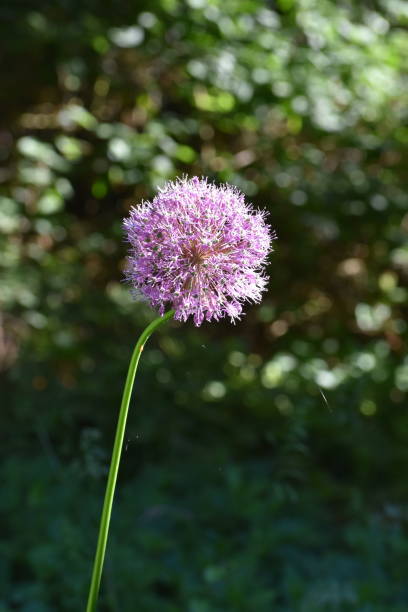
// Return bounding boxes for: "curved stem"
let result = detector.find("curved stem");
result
[86,309,175,612]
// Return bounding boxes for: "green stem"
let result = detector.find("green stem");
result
[86,309,175,612]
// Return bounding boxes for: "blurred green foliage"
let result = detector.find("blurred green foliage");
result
[1,0,407,609]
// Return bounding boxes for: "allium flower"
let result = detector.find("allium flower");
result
[124,176,275,326]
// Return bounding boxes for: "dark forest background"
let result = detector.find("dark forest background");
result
[1,0,407,610]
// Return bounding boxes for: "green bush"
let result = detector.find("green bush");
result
[1,0,407,609]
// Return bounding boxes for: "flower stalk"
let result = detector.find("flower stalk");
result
[86,309,175,612]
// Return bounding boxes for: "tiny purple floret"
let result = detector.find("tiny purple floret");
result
[123,176,276,326]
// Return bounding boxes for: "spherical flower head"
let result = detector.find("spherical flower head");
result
[123,176,276,326]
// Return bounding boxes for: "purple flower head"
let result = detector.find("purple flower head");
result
[123,176,276,326]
